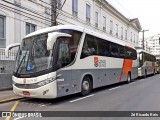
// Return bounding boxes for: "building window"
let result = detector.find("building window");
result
[110,20,113,35]
[86,4,91,23]
[116,24,118,37]
[72,0,78,17]
[130,32,132,42]
[103,16,106,32]
[26,23,36,35]
[57,0,62,9]
[137,36,138,44]
[125,30,127,40]
[0,15,5,47]
[95,11,98,28]
[121,27,123,40]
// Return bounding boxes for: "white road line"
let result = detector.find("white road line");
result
[109,86,121,91]
[70,94,95,103]
[129,82,136,85]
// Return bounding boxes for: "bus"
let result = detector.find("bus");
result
[5,25,138,99]
[156,57,160,74]
[137,48,156,77]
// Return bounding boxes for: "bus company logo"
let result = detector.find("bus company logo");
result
[94,57,106,67]
[23,78,26,84]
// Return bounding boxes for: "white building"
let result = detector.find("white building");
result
[0,0,51,48]
[147,36,160,55]
[139,35,160,55]
[0,0,142,49]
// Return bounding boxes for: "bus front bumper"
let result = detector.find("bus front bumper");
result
[13,81,57,99]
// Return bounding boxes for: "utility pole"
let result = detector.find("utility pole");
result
[141,29,149,50]
[51,0,57,26]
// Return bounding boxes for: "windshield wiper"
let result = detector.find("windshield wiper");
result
[16,50,28,74]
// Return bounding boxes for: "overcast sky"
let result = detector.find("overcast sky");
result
[107,0,160,38]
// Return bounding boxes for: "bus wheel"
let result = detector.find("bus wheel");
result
[127,72,131,83]
[81,76,92,96]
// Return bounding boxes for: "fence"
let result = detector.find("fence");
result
[0,48,17,90]
[0,48,17,73]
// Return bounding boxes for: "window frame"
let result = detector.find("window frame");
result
[103,16,106,32]
[86,3,91,23]
[95,11,98,28]
[26,22,36,35]
[72,0,78,17]
[0,15,6,48]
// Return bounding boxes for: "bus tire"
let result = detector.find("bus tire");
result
[127,72,131,83]
[81,76,92,96]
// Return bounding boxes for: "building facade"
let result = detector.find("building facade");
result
[0,0,51,48]
[147,36,160,55]
[57,0,142,47]
[0,0,142,49]
[139,36,160,55]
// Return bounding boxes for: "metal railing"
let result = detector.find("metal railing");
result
[0,48,17,73]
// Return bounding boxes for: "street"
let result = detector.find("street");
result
[1,74,160,120]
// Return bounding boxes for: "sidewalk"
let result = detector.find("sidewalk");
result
[0,89,23,104]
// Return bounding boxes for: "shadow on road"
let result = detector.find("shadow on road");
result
[20,74,159,105]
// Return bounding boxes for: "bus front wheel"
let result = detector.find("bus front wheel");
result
[81,76,92,96]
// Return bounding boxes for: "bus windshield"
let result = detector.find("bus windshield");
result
[14,33,53,74]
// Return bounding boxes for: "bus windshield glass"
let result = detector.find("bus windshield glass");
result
[14,33,53,74]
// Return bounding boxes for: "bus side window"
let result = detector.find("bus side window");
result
[119,45,125,58]
[98,39,110,56]
[57,38,71,68]
[110,43,119,57]
[81,34,96,58]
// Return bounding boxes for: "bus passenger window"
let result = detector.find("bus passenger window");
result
[119,46,125,58]
[57,38,71,68]
[110,44,118,57]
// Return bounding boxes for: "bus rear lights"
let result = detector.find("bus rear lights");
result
[23,91,30,96]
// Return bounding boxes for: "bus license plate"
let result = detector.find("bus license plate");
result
[23,91,30,96]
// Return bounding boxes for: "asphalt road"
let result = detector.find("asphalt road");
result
[1,74,160,120]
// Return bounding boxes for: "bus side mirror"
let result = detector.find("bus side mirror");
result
[5,43,20,58]
[47,32,71,50]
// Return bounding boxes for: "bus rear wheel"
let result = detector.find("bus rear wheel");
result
[81,76,92,96]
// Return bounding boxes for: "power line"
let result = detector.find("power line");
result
[110,0,134,18]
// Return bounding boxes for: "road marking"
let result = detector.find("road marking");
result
[0,98,14,103]
[109,86,121,91]
[70,94,95,103]
[5,101,19,120]
[129,82,136,85]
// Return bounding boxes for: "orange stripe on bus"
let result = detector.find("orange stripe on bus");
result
[120,59,133,81]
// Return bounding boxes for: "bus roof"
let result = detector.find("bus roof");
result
[136,48,155,55]
[24,25,135,49]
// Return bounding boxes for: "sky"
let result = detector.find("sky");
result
[107,0,160,38]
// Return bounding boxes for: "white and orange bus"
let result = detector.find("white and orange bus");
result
[137,48,156,77]
[5,25,138,99]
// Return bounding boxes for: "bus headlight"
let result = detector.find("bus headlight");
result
[37,77,55,86]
